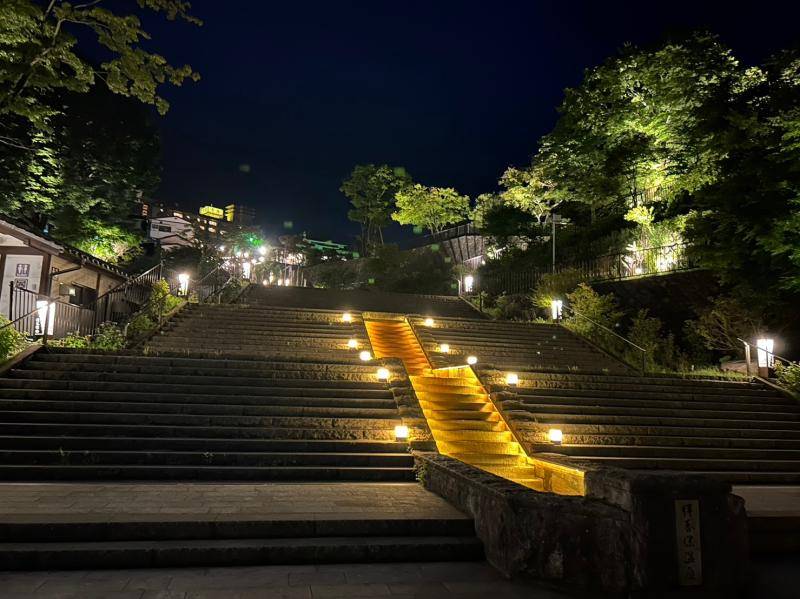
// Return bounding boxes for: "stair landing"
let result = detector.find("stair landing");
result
[365,319,544,491]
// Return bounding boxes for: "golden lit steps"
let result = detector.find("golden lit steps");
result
[365,319,544,490]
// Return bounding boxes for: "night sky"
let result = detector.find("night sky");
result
[145,0,800,243]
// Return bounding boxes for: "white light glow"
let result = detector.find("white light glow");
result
[347,338,358,349]
[35,300,55,336]
[258,245,267,256]
[464,275,474,293]
[548,429,563,444]
[550,299,563,320]
[506,373,519,386]
[394,425,409,441]
[342,312,353,323]
[178,273,190,296]
[359,351,372,361]
[439,343,450,354]
[466,355,478,365]
[377,367,390,381]
[424,317,435,327]
[756,338,775,369]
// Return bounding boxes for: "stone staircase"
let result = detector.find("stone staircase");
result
[147,303,372,361]
[365,319,543,490]
[410,316,628,373]
[483,369,800,484]
[0,350,415,481]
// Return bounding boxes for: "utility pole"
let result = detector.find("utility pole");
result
[550,213,561,273]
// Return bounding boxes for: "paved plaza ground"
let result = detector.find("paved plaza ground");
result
[0,562,576,599]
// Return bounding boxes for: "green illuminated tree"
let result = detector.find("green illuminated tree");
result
[392,184,470,234]
[341,164,412,254]
[0,0,200,140]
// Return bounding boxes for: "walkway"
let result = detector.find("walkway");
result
[0,561,576,598]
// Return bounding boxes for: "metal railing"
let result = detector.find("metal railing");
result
[738,338,797,379]
[192,265,234,303]
[477,242,695,295]
[401,223,478,249]
[564,306,648,374]
[86,262,164,328]
[4,286,94,343]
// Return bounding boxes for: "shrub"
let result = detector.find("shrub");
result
[126,313,156,340]
[775,361,800,394]
[90,322,125,351]
[627,308,678,371]
[563,284,625,352]
[531,269,584,311]
[685,294,763,356]
[0,317,27,361]
[486,293,536,321]
[49,332,90,348]
[147,279,182,319]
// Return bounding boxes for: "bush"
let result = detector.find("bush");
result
[685,293,763,357]
[49,332,90,348]
[627,308,679,371]
[126,313,156,340]
[563,284,625,352]
[90,322,125,351]
[364,245,456,294]
[775,361,800,393]
[486,293,537,321]
[531,269,584,311]
[0,317,28,361]
[147,279,182,319]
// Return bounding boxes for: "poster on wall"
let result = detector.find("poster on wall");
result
[0,254,43,317]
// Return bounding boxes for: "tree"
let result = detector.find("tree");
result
[0,0,200,142]
[392,184,470,234]
[341,164,412,254]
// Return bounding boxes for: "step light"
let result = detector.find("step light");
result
[505,372,519,386]
[359,351,372,361]
[178,273,190,296]
[424,317,435,327]
[466,355,478,365]
[376,367,390,381]
[439,343,450,354]
[548,428,563,444]
[347,338,358,349]
[550,299,563,321]
[394,425,409,441]
[342,312,353,323]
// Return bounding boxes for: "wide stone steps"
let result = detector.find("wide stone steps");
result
[512,421,800,441]
[555,454,800,472]
[437,440,521,456]
[0,422,398,441]
[530,443,800,460]
[508,410,800,429]
[0,464,416,482]
[510,387,786,403]
[0,449,413,468]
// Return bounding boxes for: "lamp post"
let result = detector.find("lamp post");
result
[756,338,775,378]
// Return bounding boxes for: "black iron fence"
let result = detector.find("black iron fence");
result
[476,242,695,295]
[192,265,234,303]
[6,286,95,340]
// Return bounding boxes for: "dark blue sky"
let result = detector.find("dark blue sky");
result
[147,0,800,243]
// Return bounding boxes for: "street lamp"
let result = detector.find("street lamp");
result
[756,338,775,378]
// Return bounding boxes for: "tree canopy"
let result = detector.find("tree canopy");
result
[340,164,412,254]
[392,184,470,234]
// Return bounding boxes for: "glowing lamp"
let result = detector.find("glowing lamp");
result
[548,429,563,444]
[342,312,353,323]
[178,273,190,296]
[550,299,563,321]
[424,317,435,327]
[394,425,409,441]
[359,351,372,361]
[439,343,450,354]
[463,274,474,293]
[377,367,390,381]
[258,245,267,256]
[756,338,775,369]
[505,372,519,386]
[262,280,268,286]
[35,300,55,336]
[347,338,358,349]
[219,245,225,252]
[466,355,478,365]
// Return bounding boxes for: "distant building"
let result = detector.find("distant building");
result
[139,202,234,250]
[225,204,256,226]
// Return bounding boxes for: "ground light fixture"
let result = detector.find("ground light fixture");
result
[347,338,358,349]
[439,343,450,353]
[35,300,55,336]
[550,299,563,321]
[262,280,268,286]
[548,429,563,444]
[376,367,390,381]
[178,273,190,296]
[342,312,353,323]
[424,317,435,327]
[394,425,409,441]
[359,351,372,361]
[756,337,775,377]
[466,355,478,365]
[506,372,519,386]
[463,275,474,293]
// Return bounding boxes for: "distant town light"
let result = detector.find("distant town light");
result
[218,245,225,252]
[342,312,353,323]
[347,338,358,349]
[505,372,519,386]
[439,343,450,354]
[424,317,435,327]
[258,245,267,256]
[548,429,563,444]
[394,425,409,441]
[377,367,390,381]
[550,299,563,321]
[466,355,478,365]
[262,280,268,286]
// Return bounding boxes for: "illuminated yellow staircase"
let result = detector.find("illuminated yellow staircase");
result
[365,319,543,490]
